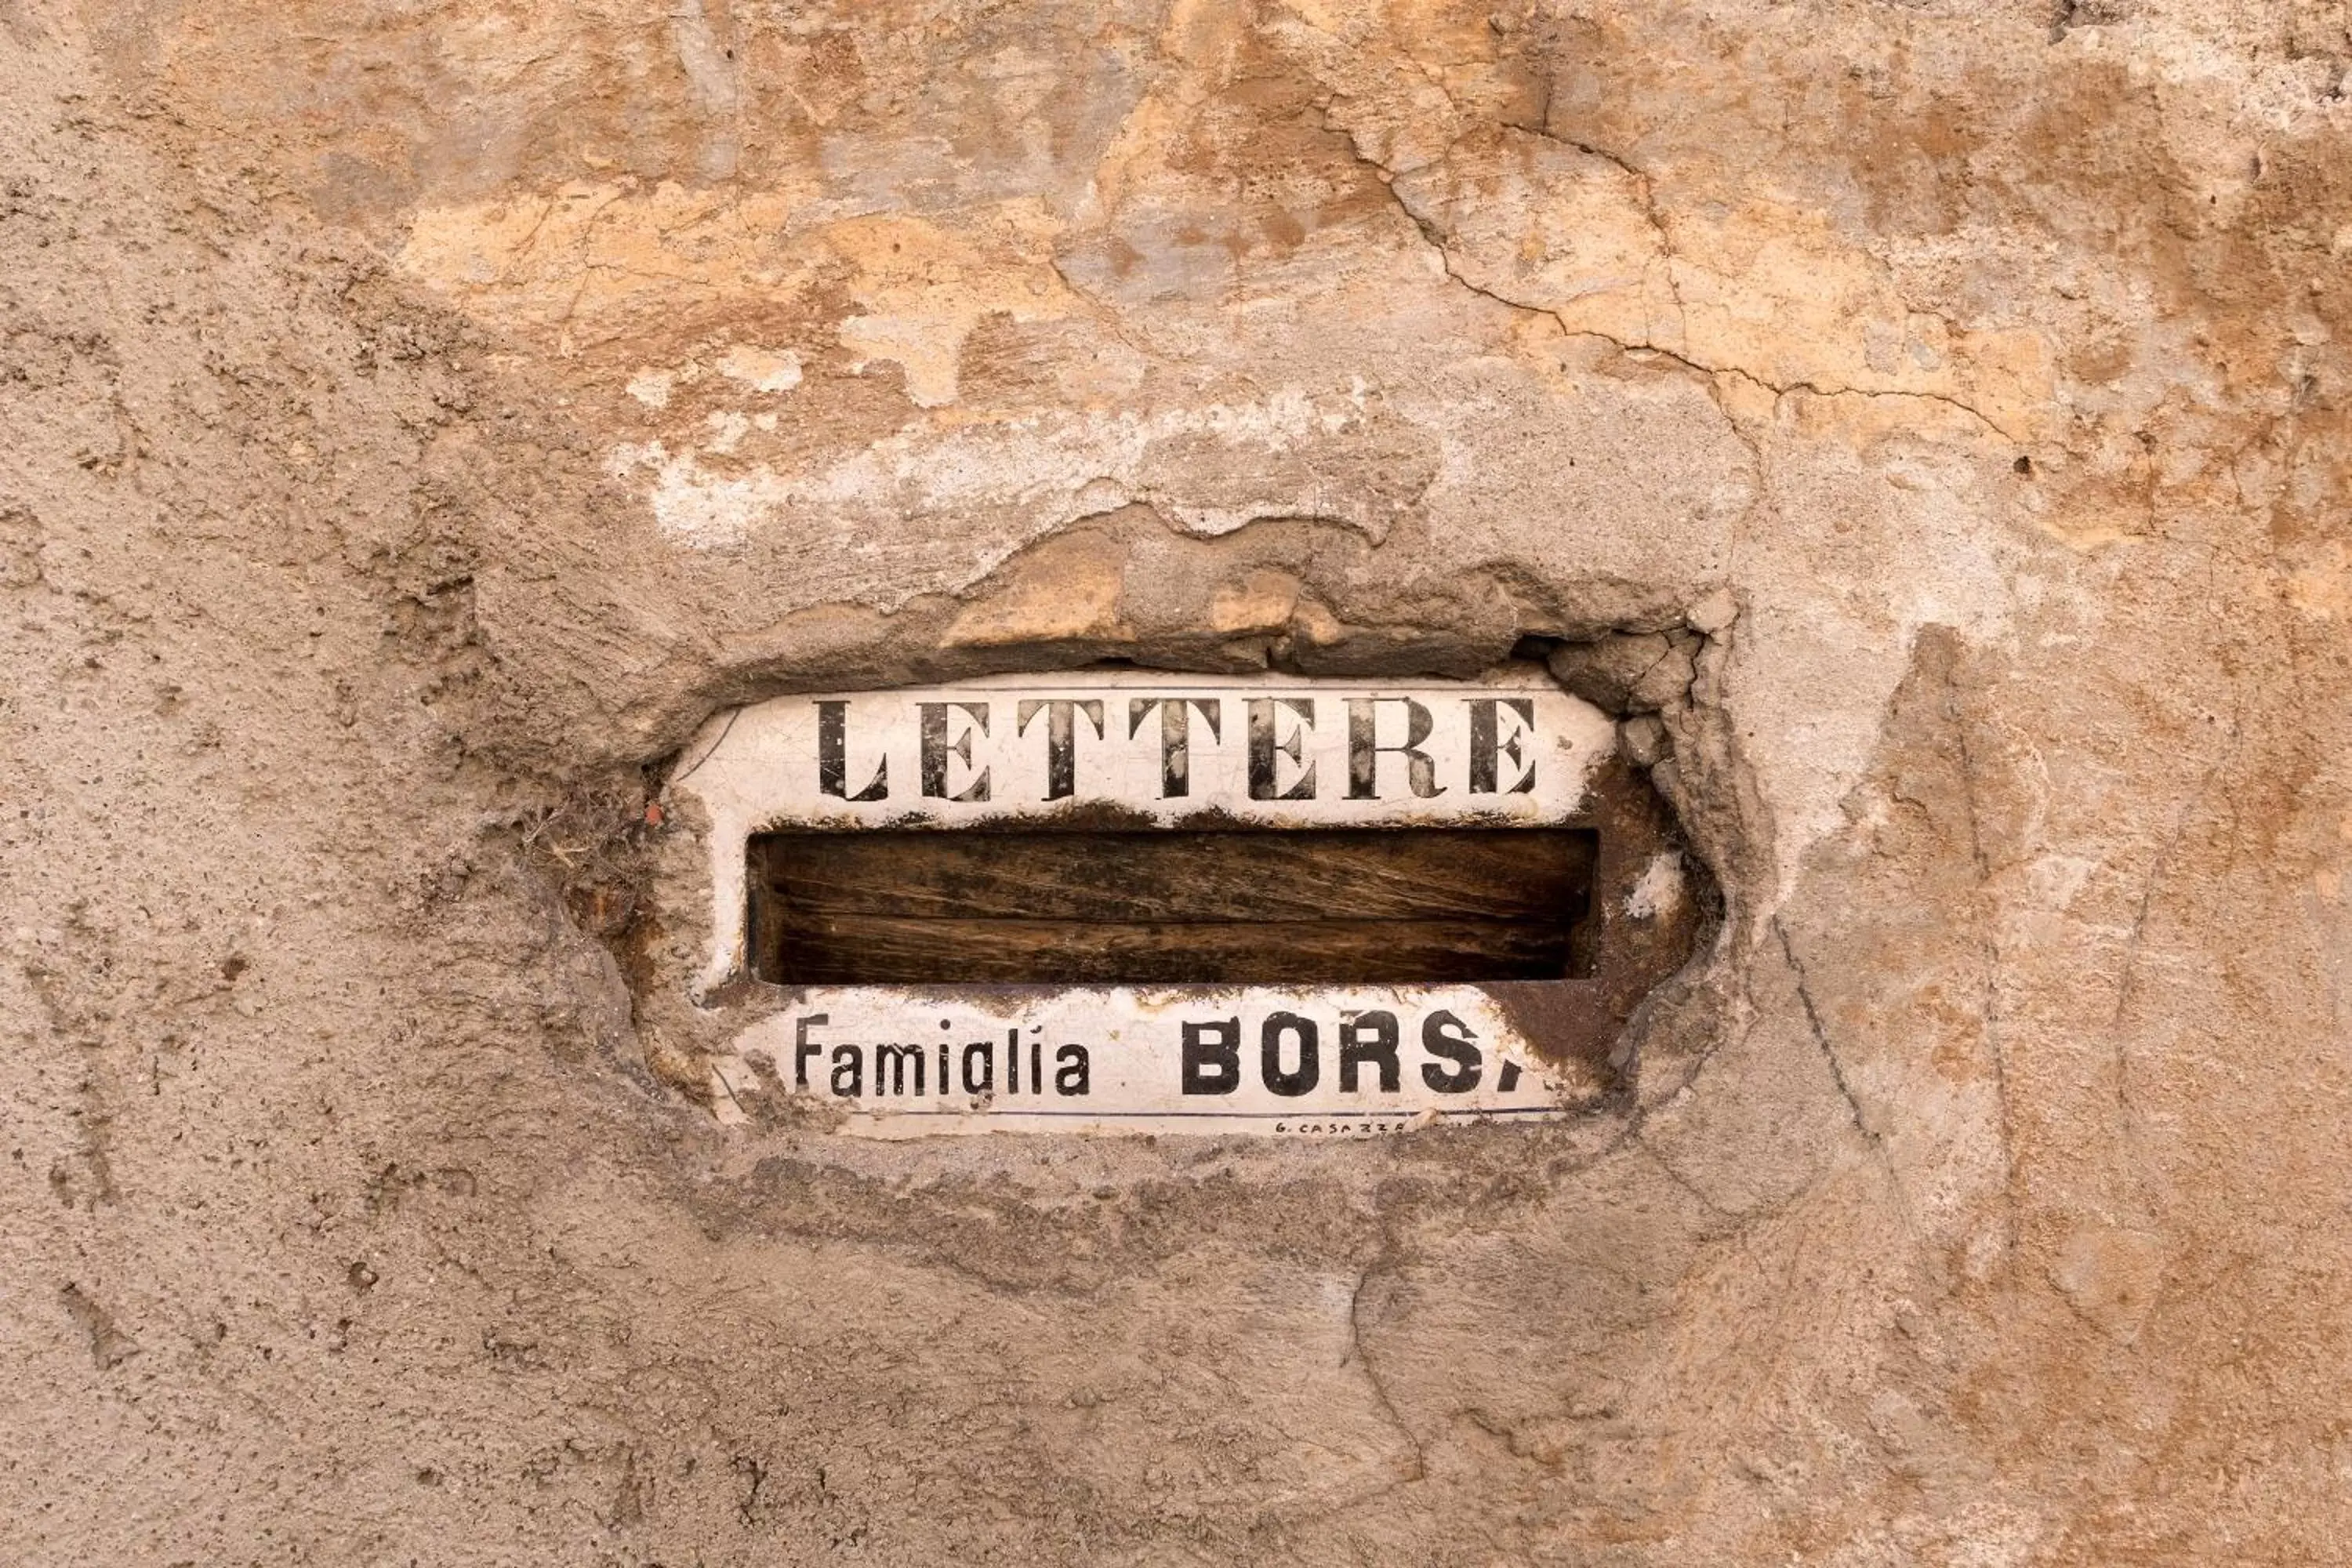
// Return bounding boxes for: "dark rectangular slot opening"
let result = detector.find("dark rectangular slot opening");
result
[751,829,1597,985]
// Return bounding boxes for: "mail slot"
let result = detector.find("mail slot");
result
[750,827,1599,985]
[669,668,1708,1137]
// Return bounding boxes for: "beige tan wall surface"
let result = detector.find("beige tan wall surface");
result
[3,0,2349,1562]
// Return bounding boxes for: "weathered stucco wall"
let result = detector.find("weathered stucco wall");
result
[4,0,2349,1561]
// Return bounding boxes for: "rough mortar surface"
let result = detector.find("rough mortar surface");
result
[2,1,2348,1563]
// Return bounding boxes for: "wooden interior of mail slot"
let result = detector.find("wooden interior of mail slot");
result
[750,829,1599,985]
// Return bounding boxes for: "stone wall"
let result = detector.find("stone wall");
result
[3,0,2348,1561]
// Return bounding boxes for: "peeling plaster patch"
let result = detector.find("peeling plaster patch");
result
[1390,127,1679,351]
[1624,851,1686,921]
[822,211,1083,408]
[669,0,741,116]
[1728,460,2018,900]
[604,441,763,550]
[1664,205,2056,442]
[626,369,673,408]
[605,389,1434,555]
[1377,122,2055,445]
[941,532,1127,646]
[2052,1223,2166,1341]
[1072,476,1131,514]
[704,411,752,455]
[842,314,965,407]
[2025,854,2099,911]
[717,344,803,394]
[397,182,822,328]
[2285,541,2351,618]
[1209,568,1301,634]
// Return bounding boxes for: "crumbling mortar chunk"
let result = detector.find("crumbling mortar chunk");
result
[1514,609,1766,1108]
[1546,632,1696,713]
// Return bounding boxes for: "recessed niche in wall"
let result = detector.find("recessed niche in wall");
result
[666,670,1706,1137]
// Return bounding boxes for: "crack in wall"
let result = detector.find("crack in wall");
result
[1945,654,2021,1262]
[1772,915,1878,1145]
[1628,1131,1739,1221]
[1343,1252,1430,1486]
[2110,688,2245,1172]
[1333,110,2024,450]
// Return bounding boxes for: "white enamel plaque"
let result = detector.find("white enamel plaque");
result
[717,987,1587,1138]
[671,670,1621,1137]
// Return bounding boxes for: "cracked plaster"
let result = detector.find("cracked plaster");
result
[5,0,2351,1563]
